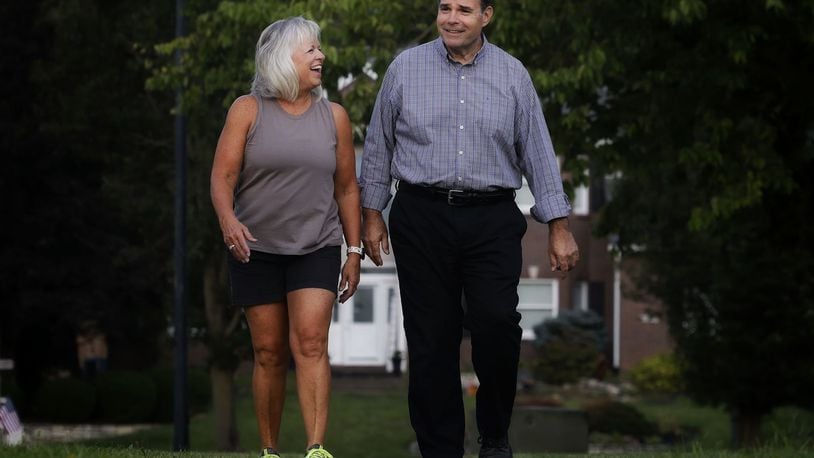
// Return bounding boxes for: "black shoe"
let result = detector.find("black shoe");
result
[478,436,512,458]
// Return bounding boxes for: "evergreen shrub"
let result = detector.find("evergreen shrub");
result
[532,310,606,384]
[94,371,156,423]
[583,399,657,440]
[33,376,95,423]
[150,366,211,422]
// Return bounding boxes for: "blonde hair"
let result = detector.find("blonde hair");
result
[251,16,323,101]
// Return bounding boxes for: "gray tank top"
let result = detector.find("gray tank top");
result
[234,94,343,255]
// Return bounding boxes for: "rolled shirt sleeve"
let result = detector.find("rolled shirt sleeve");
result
[514,70,572,223]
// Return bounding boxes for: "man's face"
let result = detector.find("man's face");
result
[437,0,493,57]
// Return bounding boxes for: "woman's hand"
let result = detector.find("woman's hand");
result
[220,215,257,263]
[337,254,361,303]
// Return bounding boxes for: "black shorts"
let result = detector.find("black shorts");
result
[228,245,341,307]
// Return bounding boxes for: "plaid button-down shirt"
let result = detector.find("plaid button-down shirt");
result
[360,36,571,223]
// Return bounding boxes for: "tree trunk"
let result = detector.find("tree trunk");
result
[210,365,239,451]
[731,410,763,448]
[203,250,241,451]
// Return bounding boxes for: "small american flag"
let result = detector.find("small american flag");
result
[0,397,23,445]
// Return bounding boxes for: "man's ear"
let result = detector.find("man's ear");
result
[481,5,494,27]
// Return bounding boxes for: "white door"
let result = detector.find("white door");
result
[328,273,398,366]
[346,284,384,364]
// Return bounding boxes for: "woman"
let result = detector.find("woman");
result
[210,16,361,458]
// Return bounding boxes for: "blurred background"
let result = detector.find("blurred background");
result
[1,0,813,456]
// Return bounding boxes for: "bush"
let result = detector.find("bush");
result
[531,310,606,385]
[532,337,599,385]
[533,309,607,350]
[0,376,25,414]
[189,367,212,413]
[33,377,96,423]
[583,399,657,440]
[150,366,211,422]
[94,371,156,423]
[627,353,683,395]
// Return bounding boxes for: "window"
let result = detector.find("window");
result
[353,286,374,323]
[572,184,589,215]
[571,281,589,311]
[517,279,559,340]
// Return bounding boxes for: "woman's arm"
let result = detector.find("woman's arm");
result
[332,101,362,303]
[210,95,258,263]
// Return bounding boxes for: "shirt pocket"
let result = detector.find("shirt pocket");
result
[476,92,515,144]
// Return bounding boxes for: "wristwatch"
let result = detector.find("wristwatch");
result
[347,246,365,259]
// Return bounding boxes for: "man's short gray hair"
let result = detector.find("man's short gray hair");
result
[251,16,322,101]
[438,0,494,11]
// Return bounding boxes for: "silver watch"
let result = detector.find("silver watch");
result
[347,246,365,259]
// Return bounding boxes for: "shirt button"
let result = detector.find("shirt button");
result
[457,177,463,181]
[459,125,464,130]
[458,151,463,155]
[460,100,465,104]
[461,76,465,80]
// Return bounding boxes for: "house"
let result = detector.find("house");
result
[327,154,672,374]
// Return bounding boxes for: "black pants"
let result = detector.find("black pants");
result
[389,187,527,458]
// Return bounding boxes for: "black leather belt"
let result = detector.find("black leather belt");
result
[397,181,515,206]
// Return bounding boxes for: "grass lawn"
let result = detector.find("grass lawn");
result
[4,374,813,457]
[3,444,814,457]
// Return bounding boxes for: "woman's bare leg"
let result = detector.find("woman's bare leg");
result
[244,303,290,449]
[287,288,335,448]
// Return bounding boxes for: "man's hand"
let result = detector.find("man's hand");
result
[548,217,579,276]
[362,208,390,266]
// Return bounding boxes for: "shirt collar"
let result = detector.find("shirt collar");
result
[432,34,490,66]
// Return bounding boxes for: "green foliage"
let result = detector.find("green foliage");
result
[0,377,24,414]
[150,366,212,422]
[499,0,814,444]
[2,0,175,385]
[628,353,684,396]
[94,371,157,423]
[32,377,96,423]
[533,309,607,351]
[583,399,658,440]
[531,310,607,385]
[531,337,599,386]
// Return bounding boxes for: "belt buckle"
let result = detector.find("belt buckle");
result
[447,189,465,206]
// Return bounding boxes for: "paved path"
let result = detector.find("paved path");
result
[23,423,153,444]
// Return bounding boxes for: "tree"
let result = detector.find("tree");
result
[1,0,177,407]
[488,0,814,447]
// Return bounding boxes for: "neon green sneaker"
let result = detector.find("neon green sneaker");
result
[260,447,282,458]
[305,444,334,458]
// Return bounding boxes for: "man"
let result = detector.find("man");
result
[360,1,579,457]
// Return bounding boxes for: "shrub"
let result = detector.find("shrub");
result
[533,309,607,350]
[0,376,25,414]
[583,399,657,440]
[530,310,607,385]
[531,336,599,385]
[150,366,211,422]
[150,367,174,422]
[94,371,156,423]
[627,353,684,395]
[189,367,212,414]
[33,377,95,423]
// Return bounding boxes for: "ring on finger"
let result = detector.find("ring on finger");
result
[228,244,236,250]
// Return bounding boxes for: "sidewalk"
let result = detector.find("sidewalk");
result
[23,423,153,444]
